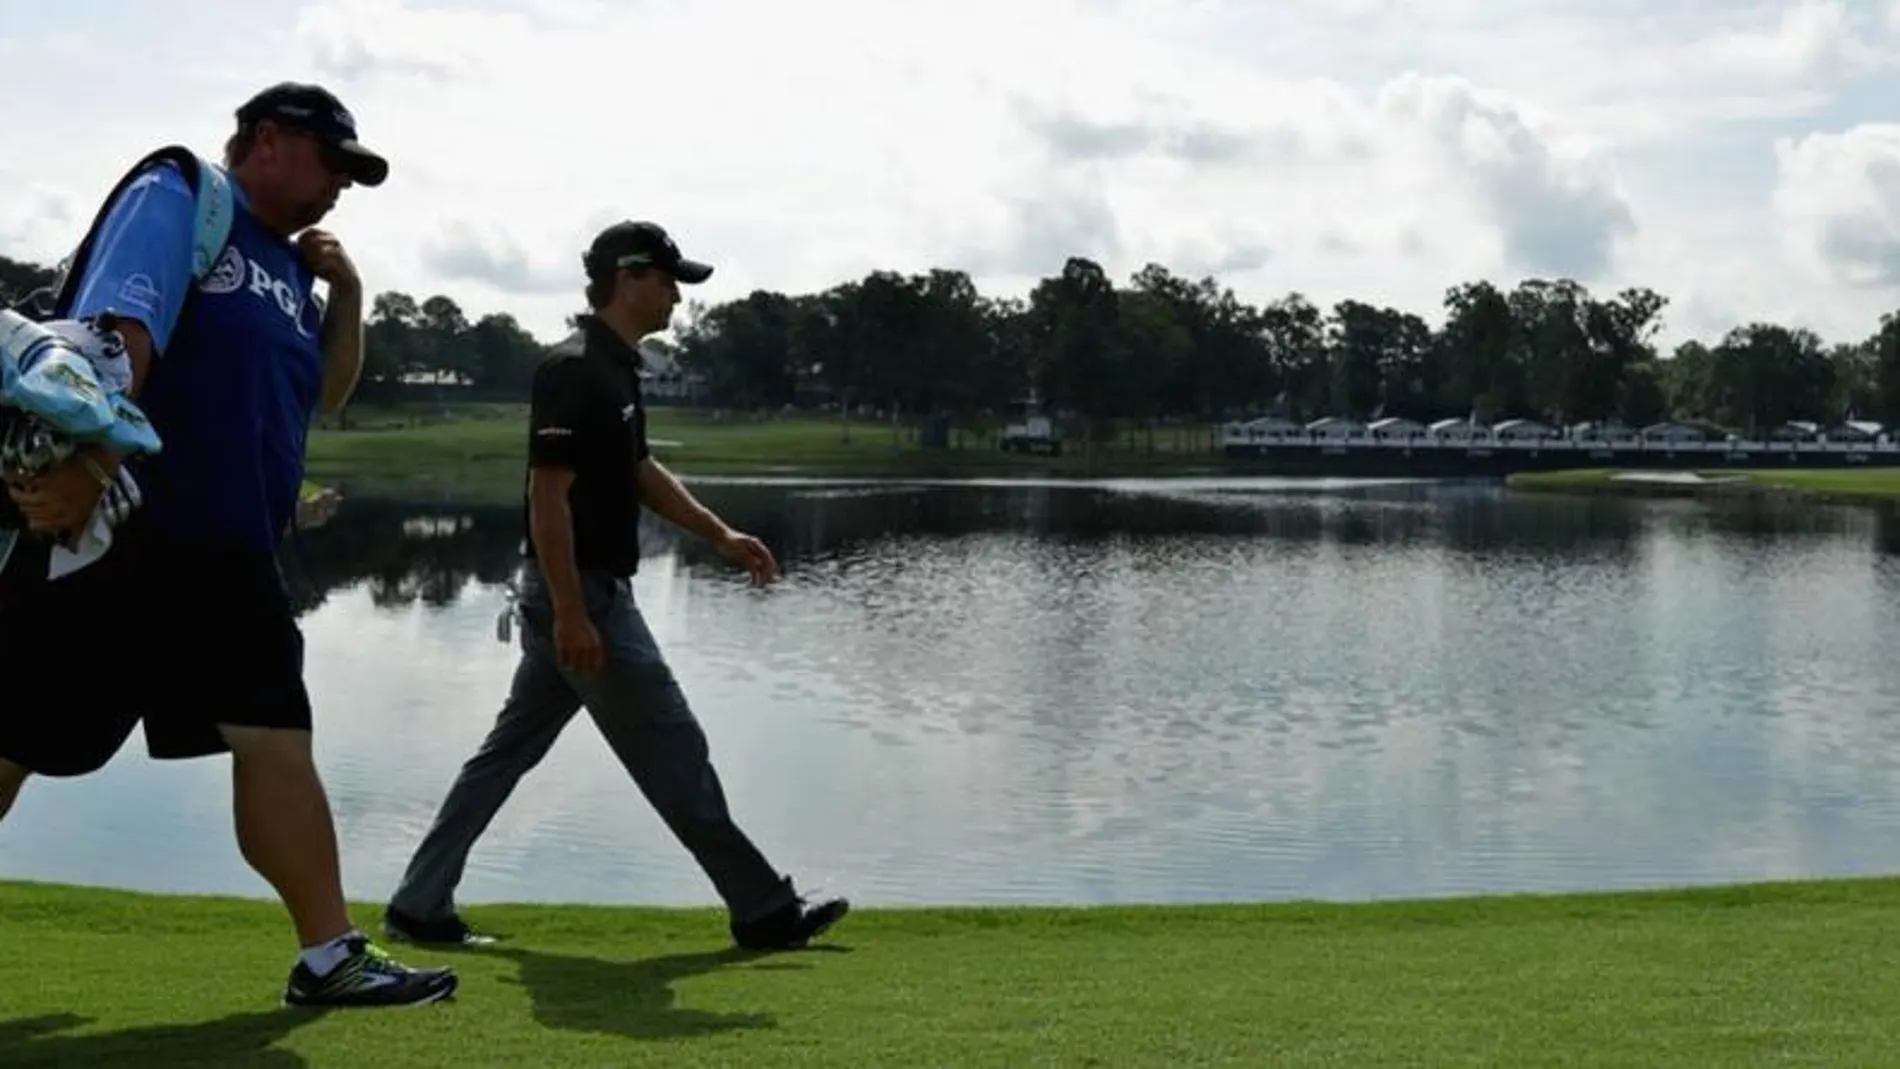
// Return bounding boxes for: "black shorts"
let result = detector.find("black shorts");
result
[0,526,311,777]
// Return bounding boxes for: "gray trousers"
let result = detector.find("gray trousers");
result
[388,562,796,925]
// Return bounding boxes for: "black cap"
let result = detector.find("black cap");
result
[583,221,712,285]
[235,82,388,187]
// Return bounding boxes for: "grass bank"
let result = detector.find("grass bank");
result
[1507,466,1900,505]
[3,875,1898,1066]
[303,405,1240,502]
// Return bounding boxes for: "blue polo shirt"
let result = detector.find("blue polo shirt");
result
[63,159,325,552]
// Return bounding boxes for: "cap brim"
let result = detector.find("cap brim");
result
[334,139,388,187]
[673,259,713,284]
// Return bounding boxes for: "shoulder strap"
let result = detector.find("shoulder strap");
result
[17,145,234,321]
[184,153,234,284]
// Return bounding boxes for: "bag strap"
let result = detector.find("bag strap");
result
[184,153,234,284]
[20,145,234,321]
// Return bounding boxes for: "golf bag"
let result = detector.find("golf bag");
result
[0,145,234,576]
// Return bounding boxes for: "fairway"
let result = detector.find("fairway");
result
[1505,466,1900,502]
[4,877,1899,1066]
[303,407,1235,500]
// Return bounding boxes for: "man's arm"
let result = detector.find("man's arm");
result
[62,161,198,477]
[526,359,593,619]
[635,453,779,586]
[315,281,363,416]
[529,465,584,615]
[299,229,363,416]
[635,456,733,542]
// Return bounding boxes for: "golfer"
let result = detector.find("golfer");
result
[383,221,848,952]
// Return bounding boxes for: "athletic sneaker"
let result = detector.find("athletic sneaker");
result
[282,935,459,1008]
[381,905,496,947]
[731,893,850,951]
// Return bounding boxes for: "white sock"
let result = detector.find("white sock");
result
[299,930,364,977]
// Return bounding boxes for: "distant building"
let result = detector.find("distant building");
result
[1368,417,1427,441]
[1428,417,1487,441]
[635,336,706,402]
[1225,416,1303,442]
[1492,418,1558,441]
[1829,420,1883,442]
[1569,420,1637,443]
[1640,421,1705,443]
[1306,416,1366,441]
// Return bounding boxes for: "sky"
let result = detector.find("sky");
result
[4,0,1900,351]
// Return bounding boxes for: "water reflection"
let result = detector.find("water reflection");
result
[279,480,1900,613]
[10,477,1900,910]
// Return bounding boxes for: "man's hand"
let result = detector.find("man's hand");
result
[4,454,107,537]
[715,529,779,587]
[297,228,360,291]
[306,229,365,416]
[553,608,605,673]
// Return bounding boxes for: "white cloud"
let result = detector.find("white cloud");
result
[3,0,1900,350]
[419,220,575,296]
[1774,124,1900,287]
[1376,74,1636,280]
[293,0,533,81]
[0,178,79,261]
[1695,0,1876,83]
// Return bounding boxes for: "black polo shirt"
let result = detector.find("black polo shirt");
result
[521,315,650,577]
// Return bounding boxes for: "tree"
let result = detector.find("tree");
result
[7,243,1900,437]
[0,254,56,305]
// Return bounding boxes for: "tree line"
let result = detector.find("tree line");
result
[9,249,1900,439]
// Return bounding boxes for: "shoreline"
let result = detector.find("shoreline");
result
[1506,467,1900,506]
[298,409,1900,508]
[295,460,1260,507]
[302,412,1276,503]
[8,867,1890,910]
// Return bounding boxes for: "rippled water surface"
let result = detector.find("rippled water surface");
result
[10,476,1900,908]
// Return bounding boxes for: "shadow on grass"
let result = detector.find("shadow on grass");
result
[0,1010,312,1068]
[475,942,854,1041]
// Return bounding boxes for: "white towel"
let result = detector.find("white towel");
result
[47,506,114,579]
[0,315,148,581]
[45,463,141,580]
[38,317,134,394]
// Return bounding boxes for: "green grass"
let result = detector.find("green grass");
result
[1507,466,1900,503]
[5,876,1900,1066]
[303,406,1239,502]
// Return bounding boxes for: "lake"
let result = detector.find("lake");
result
[8,475,1900,911]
